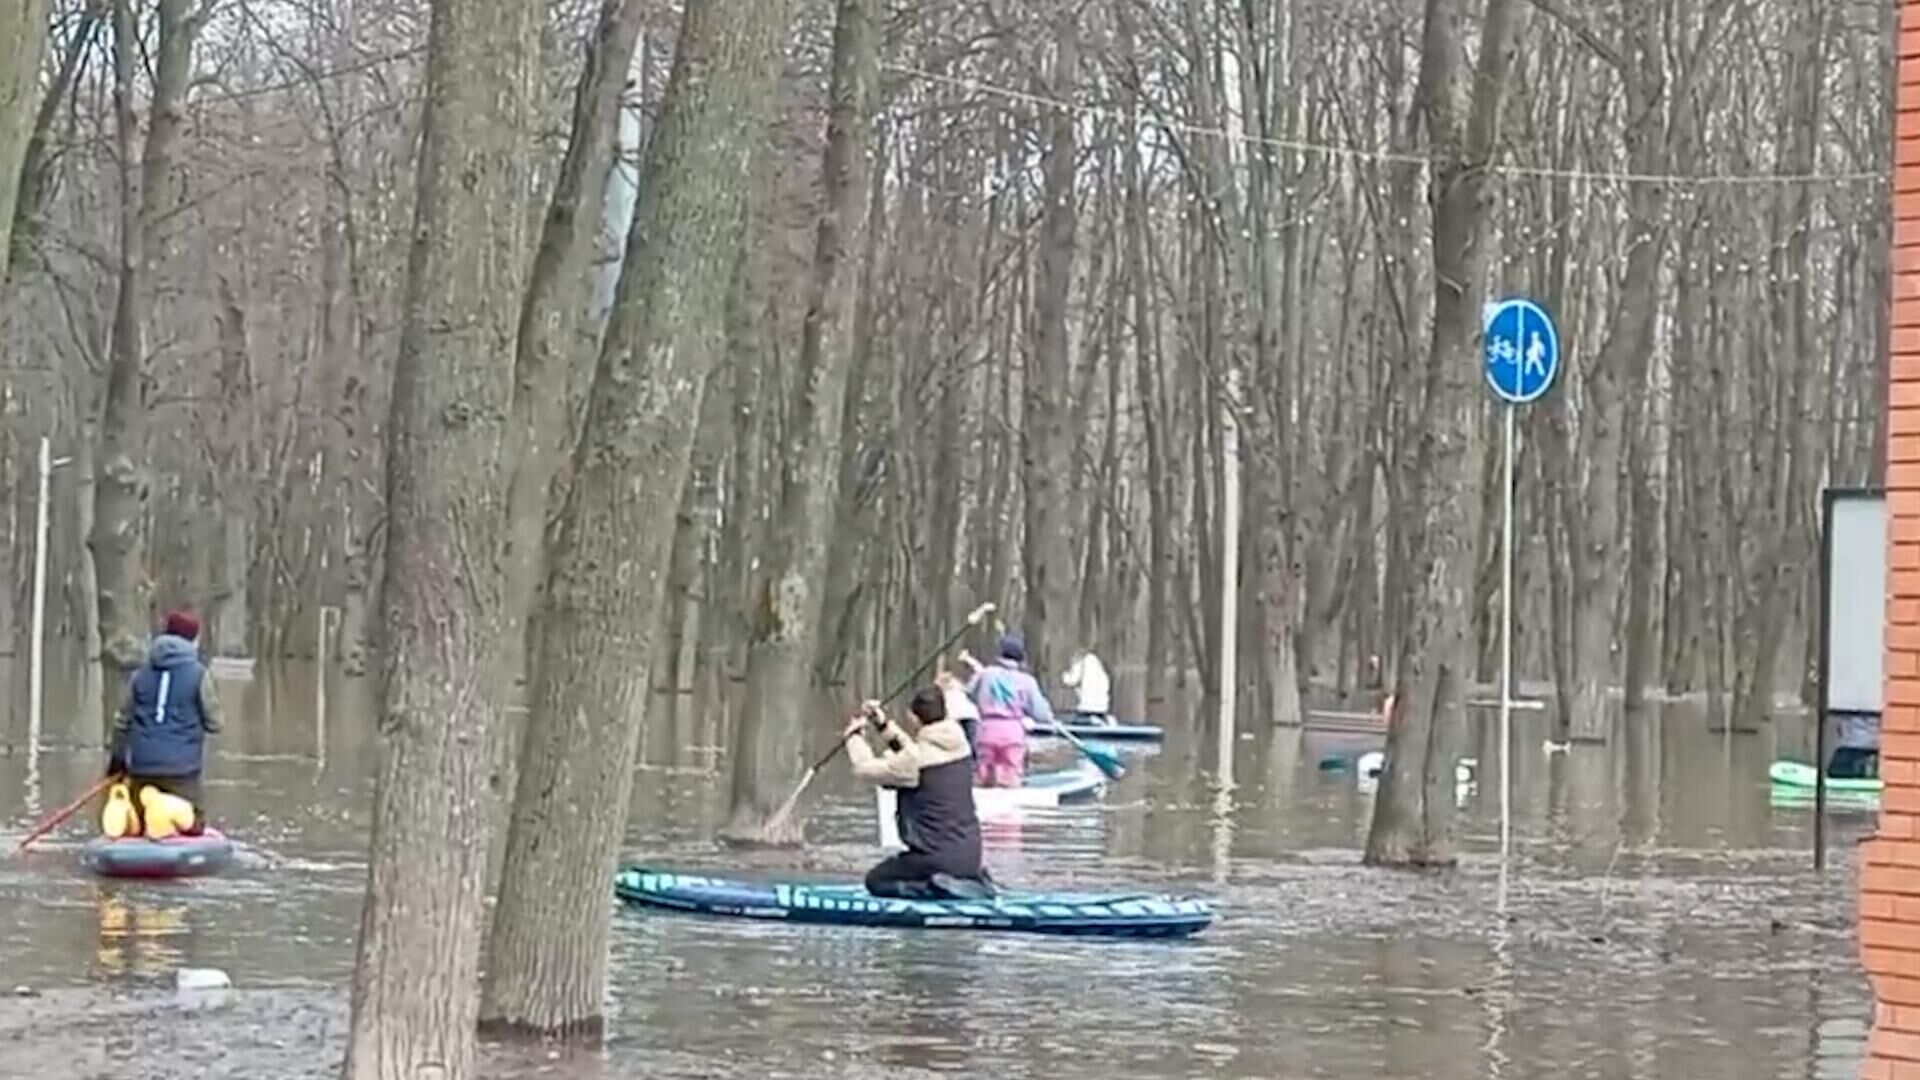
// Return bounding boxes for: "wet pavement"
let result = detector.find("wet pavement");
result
[0,660,1877,1078]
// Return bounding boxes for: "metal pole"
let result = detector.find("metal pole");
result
[29,436,51,760]
[1217,366,1241,790]
[1499,404,1515,863]
[1813,489,1836,870]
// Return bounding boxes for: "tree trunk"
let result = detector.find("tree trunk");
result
[477,0,795,1038]
[1241,0,1305,730]
[724,0,876,842]
[0,0,46,284]
[495,0,647,712]
[655,361,734,693]
[811,157,887,688]
[1363,0,1516,868]
[1019,14,1079,676]
[340,0,534,1074]
[1563,16,1671,742]
[212,274,254,657]
[478,0,646,921]
[92,0,208,723]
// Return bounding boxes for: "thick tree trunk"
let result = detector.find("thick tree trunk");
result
[480,0,646,921]
[1363,0,1515,868]
[811,160,886,688]
[0,0,46,284]
[655,363,734,693]
[1019,15,1079,676]
[92,0,207,721]
[1241,0,1305,730]
[1565,40,1670,741]
[212,274,254,657]
[340,0,534,1075]
[724,0,875,842]
[496,0,647,702]
[477,0,795,1039]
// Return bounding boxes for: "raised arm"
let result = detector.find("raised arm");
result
[843,710,922,788]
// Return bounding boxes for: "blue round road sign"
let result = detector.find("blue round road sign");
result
[1482,298,1560,405]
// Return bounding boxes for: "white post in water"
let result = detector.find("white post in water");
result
[1216,364,1242,789]
[28,437,73,813]
[316,606,339,767]
[29,437,51,762]
[1481,297,1559,866]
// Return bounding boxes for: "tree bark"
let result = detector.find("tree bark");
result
[1363,0,1516,868]
[91,0,209,725]
[339,0,534,1074]
[1019,13,1080,676]
[495,0,647,713]
[212,273,254,657]
[1559,9,1671,743]
[724,0,876,842]
[0,0,47,285]
[477,0,796,1038]
[1240,0,1305,729]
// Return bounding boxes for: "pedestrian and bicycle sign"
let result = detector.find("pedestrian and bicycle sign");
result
[1482,297,1560,405]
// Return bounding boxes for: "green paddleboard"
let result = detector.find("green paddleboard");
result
[1769,759,1883,793]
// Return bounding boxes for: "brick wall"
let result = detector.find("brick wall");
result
[1865,6,1920,1074]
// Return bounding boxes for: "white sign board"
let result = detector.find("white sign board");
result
[1825,491,1886,715]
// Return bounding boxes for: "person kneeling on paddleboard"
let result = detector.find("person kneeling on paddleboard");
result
[104,609,223,835]
[843,689,995,900]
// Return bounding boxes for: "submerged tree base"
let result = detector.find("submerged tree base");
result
[1359,853,1459,871]
[475,1015,606,1047]
[716,810,807,849]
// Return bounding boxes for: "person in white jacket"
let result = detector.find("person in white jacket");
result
[1060,648,1114,724]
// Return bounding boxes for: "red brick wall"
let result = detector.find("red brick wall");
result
[1866,7,1920,1074]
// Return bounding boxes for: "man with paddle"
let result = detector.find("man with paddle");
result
[842,689,991,899]
[755,601,1123,843]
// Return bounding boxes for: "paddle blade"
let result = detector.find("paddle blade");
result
[1082,744,1126,781]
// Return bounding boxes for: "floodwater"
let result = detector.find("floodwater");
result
[0,655,1875,1079]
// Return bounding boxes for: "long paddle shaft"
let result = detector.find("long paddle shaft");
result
[13,774,117,855]
[769,603,998,827]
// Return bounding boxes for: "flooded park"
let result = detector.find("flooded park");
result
[0,656,1874,1079]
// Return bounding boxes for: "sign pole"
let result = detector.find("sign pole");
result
[1499,402,1515,864]
[1482,295,1560,878]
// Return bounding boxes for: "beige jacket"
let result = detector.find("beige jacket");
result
[845,715,971,789]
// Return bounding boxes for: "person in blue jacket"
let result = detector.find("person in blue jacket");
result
[105,610,225,832]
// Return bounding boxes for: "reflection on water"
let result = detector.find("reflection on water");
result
[92,888,193,979]
[0,661,1879,1078]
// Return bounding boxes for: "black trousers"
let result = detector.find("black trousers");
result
[866,852,994,899]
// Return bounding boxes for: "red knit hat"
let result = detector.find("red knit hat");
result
[163,610,201,641]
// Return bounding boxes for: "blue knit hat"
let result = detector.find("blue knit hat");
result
[998,635,1026,663]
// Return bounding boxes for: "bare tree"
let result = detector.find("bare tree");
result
[1364,0,1518,867]
[723,0,877,843]
[90,0,214,726]
[479,0,798,1038]
[339,0,534,1074]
